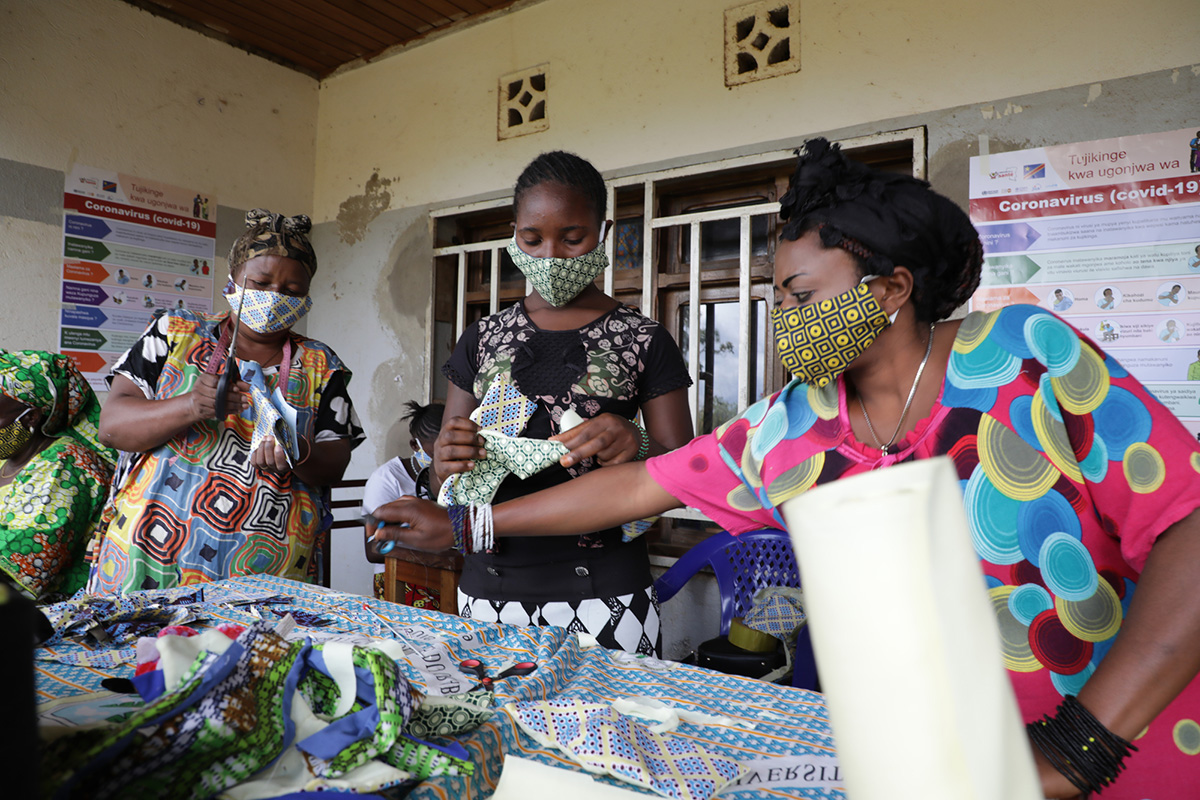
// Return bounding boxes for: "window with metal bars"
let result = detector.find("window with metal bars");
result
[426,129,925,548]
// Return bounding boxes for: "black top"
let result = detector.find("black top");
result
[442,302,691,601]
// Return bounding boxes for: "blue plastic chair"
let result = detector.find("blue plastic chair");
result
[654,528,819,691]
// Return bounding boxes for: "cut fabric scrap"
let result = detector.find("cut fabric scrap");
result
[505,699,744,800]
[406,690,494,738]
[742,586,807,640]
[472,374,537,437]
[437,375,567,509]
[240,360,301,464]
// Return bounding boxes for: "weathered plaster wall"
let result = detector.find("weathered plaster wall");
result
[0,0,317,350]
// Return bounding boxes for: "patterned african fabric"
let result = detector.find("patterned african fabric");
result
[228,209,318,277]
[443,302,689,613]
[43,621,416,800]
[506,699,744,800]
[1,439,111,600]
[0,349,114,456]
[0,350,114,600]
[438,376,570,508]
[92,309,364,594]
[458,585,662,658]
[36,574,843,800]
[647,304,1200,800]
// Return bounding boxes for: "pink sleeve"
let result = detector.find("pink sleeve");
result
[646,431,781,534]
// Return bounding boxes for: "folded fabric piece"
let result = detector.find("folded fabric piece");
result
[43,621,417,799]
[240,360,301,465]
[742,586,807,640]
[381,736,474,779]
[438,376,567,508]
[34,647,137,668]
[405,690,493,739]
[505,699,744,800]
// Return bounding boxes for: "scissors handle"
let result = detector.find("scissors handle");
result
[213,354,236,419]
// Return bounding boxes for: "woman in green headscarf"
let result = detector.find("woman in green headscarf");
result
[0,350,115,599]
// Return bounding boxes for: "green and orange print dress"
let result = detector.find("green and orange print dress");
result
[647,305,1200,799]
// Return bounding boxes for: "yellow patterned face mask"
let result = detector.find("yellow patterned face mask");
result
[771,278,893,387]
[0,407,33,459]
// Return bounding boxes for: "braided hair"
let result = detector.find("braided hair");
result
[778,138,983,322]
[402,400,444,445]
[513,151,607,226]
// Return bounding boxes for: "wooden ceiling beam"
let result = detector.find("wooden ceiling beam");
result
[135,0,332,74]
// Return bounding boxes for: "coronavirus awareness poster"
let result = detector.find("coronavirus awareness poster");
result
[61,166,216,389]
[969,126,1200,437]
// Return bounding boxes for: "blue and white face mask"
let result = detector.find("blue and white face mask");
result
[225,283,312,333]
[411,440,434,472]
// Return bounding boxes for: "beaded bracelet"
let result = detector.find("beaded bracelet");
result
[448,504,471,554]
[631,420,650,461]
[1027,695,1137,798]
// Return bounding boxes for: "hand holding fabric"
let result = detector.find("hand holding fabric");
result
[550,412,641,468]
[433,415,486,480]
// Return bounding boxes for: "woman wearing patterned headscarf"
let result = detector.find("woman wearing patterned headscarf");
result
[95,209,364,593]
[381,139,1200,799]
[0,350,115,599]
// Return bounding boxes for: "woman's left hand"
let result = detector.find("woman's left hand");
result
[550,413,642,468]
[251,436,296,474]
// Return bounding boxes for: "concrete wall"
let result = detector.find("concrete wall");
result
[0,0,318,351]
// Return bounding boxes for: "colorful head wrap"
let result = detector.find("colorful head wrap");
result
[778,138,983,322]
[0,350,114,463]
[227,209,318,278]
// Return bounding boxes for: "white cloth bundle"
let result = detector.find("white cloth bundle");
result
[779,456,1039,800]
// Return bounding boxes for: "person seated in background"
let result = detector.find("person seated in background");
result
[94,209,364,593]
[362,400,444,602]
[0,351,115,600]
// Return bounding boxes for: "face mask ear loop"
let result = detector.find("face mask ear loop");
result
[859,275,899,326]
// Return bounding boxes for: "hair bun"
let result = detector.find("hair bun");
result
[244,208,276,229]
[243,210,312,236]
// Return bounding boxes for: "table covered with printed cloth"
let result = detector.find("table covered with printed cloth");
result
[34,574,843,799]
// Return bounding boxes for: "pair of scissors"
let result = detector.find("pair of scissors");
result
[458,658,537,691]
[366,520,408,555]
[213,270,248,420]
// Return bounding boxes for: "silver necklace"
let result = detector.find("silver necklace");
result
[858,323,936,456]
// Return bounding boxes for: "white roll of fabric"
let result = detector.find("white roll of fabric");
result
[779,456,1040,800]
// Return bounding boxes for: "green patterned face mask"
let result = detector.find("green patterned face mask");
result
[506,227,609,307]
